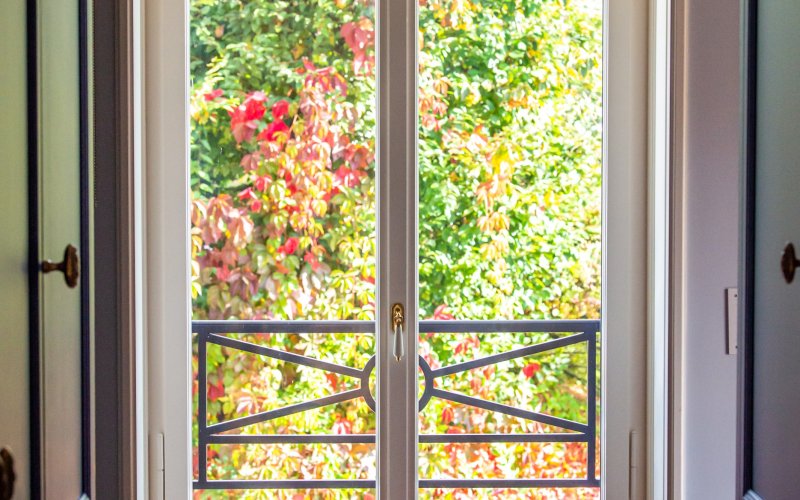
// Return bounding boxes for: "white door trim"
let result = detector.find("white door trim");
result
[142,0,192,496]
[603,0,650,497]
[648,0,675,497]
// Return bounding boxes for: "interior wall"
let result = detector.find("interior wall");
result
[681,0,741,496]
[0,0,30,496]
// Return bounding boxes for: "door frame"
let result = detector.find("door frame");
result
[132,0,663,498]
[87,0,141,496]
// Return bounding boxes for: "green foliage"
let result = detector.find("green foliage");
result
[189,0,602,496]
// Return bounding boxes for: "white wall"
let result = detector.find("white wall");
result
[681,0,740,496]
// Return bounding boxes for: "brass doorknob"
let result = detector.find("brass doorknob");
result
[41,243,80,288]
[0,447,15,500]
[781,242,800,284]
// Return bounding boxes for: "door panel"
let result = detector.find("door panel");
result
[0,0,86,497]
[0,0,31,497]
[747,1,800,497]
[38,0,85,495]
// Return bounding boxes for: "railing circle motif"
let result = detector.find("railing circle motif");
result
[360,354,434,412]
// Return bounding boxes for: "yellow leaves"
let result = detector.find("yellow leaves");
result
[432,76,450,95]
[475,175,508,210]
[311,198,328,217]
[477,211,509,233]
[506,87,535,109]
[464,85,481,106]
[475,141,520,210]
[480,235,510,261]
[448,0,477,30]
[543,189,557,208]
[291,42,304,60]
[289,211,309,232]
[489,142,518,176]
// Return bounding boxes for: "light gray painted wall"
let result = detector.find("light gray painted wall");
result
[682,0,740,497]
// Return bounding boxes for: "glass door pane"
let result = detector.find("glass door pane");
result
[188,0,378,495]
[417,0,603,496]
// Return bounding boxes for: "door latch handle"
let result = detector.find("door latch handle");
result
[781,242,800,284]
[0,447,16,500]
[392,303,405,361]
[41,243,80,288]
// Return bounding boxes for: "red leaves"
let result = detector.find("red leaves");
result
[254,175,272,192]
[343,143,372,170]
[340,18,375,74]
[238,187,256,201]
[433,304,454,320]
[325,373,339,391]
[333,416,352,435]
[271,99,290,120]
[203,88,223,101]
[195,59,376,321]
[193,196,233,245]
[277,237,300,255]
[523,362,541,379]
[229,91,266,143]
[454,335,479,355]
[207,378,224,401]
[441,406,455,425]
[333,166,364,188]
[240,152,261,171]
[227,210,254,247]
[304,251,321,271]
[301,59,348,95]
[257,119,290,142]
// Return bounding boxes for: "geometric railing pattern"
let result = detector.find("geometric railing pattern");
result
[193,319,599,491]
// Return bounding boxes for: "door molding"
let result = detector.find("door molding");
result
[25,0,41,496]
[736,0,757,496]
[92,0,139,497]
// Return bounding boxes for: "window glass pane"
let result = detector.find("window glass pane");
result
[417,0,603,494]
[189,0,377,494]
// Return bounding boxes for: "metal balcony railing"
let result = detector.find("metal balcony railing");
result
[193,319,599,491]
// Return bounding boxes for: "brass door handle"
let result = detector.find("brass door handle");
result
[392,303,405,361]
[0,447,15,500]
[41,243,80,288]
[781,242,800,284]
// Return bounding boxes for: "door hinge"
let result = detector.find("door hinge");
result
[149,433,165,500]
[629,430,642,500]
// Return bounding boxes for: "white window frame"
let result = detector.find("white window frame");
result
[136,0,665,496]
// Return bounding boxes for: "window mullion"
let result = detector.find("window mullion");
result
[376,0,419,496]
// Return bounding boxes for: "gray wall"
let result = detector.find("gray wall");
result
[681,0,741,496]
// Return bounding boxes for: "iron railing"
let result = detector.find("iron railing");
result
[193,319,599,491]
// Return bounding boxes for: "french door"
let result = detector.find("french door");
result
[143,0,648,497]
